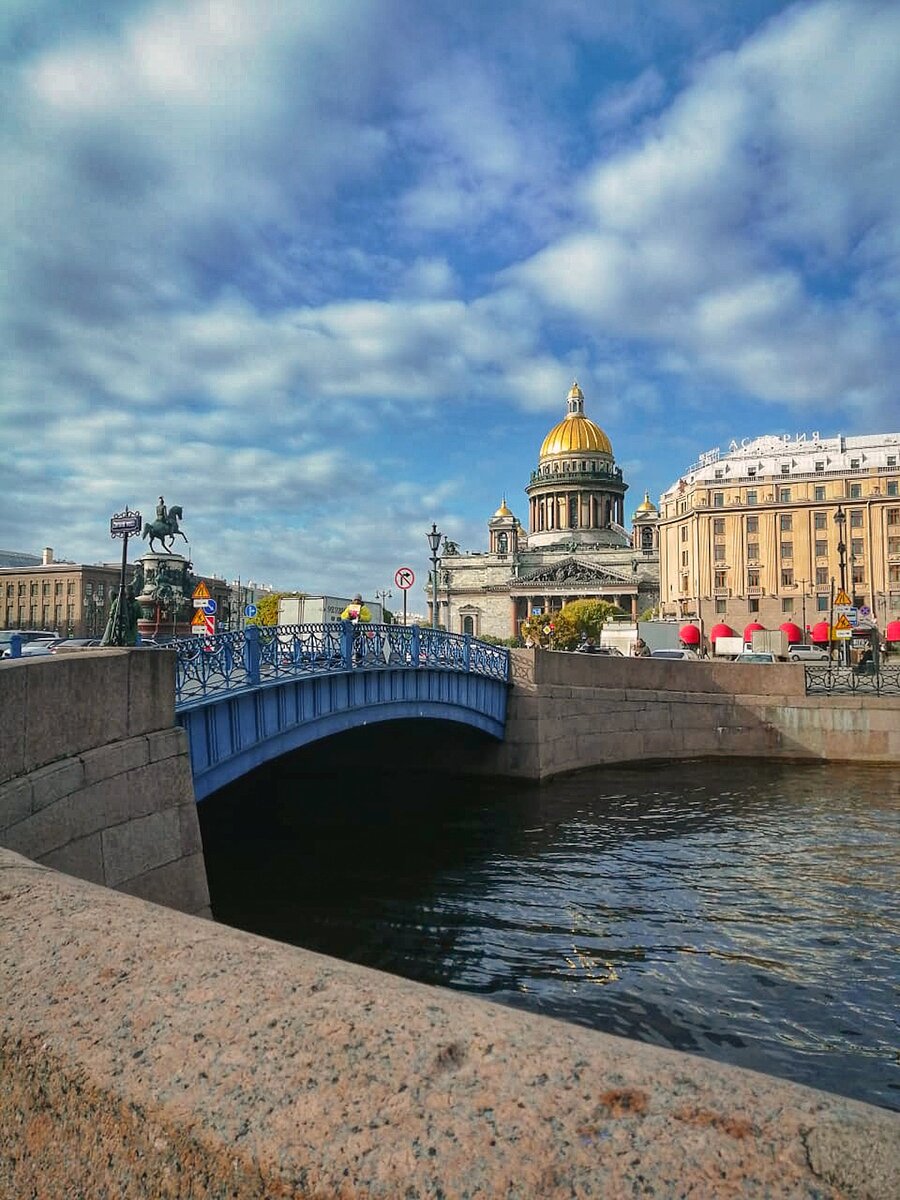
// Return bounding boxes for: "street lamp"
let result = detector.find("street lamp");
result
[834,506,848,664]
[834,506,847,594]
[375,588,392,620]
[426,523,442,628]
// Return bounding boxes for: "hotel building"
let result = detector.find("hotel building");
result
[657,432,900,634]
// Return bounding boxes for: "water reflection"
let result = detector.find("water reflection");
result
[200,747,900,1110]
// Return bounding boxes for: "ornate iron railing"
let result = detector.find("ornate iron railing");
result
[158,623,510,706]
[804,664,900,696]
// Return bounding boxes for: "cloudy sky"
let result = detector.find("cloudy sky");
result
[3,0,899,601]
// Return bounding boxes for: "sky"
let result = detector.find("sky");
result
[3,0,899,602]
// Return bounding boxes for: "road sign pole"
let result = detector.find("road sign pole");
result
[403,590,407,626]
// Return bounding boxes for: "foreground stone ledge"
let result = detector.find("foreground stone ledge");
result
[1,849,896,1200]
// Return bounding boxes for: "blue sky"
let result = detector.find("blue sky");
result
[3,0,899,601]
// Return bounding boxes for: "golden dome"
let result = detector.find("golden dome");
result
[635,491,658,513]
[539,381,613,459]
[493,497,512,517]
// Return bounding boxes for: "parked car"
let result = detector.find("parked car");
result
[51,638,102,651]
[733,651,778,664]
[2,640,55,659]
[0,628,59,653]
[787,644,830,662]
[650,648,699,660]
[575,642,623,656]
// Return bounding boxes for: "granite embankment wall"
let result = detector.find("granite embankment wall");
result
[0,648,209,916]
[2,847,898,1199]
[486,649,900,778]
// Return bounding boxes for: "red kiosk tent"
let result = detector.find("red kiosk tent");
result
[709,623,735,644]
[811,620,832,644]
[743,622,765,644]
[779,621,803,644]
[886,619,900,645]
[679,624,701,647]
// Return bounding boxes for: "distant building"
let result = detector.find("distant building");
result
[0,550,42,569]
[429,383,659,638]
[657,432,900,634]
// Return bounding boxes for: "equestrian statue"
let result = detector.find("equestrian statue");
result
[142,496,188,553]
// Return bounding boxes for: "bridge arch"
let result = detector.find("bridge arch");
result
[179,666,508,801]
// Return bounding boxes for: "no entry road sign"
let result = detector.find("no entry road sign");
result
[394,567,415,590]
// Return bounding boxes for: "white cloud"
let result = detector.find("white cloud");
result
[514,0,900,416]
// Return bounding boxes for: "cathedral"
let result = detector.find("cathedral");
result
[428,383,660,638]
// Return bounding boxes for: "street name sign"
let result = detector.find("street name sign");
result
[395,567,415,590]
[110,511,142,538]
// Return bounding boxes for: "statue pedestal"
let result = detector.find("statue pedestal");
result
[134,552,195,640]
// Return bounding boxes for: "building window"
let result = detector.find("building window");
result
[681,550,689,567]
[816,567,828,586]
[889,537,900,556]
[462,616,474,635]
[780,464,790,475]
[42,582,50,596]
[781,541,793,559]
[850,483,862,498]
[747,542,759,560]
[780,514,792,531]
[713,518,725,534]
[713,492,724,507]
[714,544,726,561]
[814,512,827,530]
[782,598,793,613]
[851,538,864,557]
[748,570,759,587]
[746,490,757,505]
[30,582,38,597]
[714,469,723,479]
[747,468,756,478]
[781,568,794,587]
[715,598,727,614]
[749,598,760,613]
[85,581,93,596]
[817,595,829,611]
[747,516,759,533]
[888,481,899,496]
[888,509,900,526]
[779,487,791,503]
[850,509,863,528]
[852,565,865,585]
[681,574,689,593]
[888,456,897,467]
[681,526,688,542]
[815,539,827,557]
[815,486,826,501]
[815,461,824,472]
[67,581,75,595]
[850,458,860,469]
[714,570,727,587]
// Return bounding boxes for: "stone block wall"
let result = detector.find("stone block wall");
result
[0,649,210,916]
[486,649,900,778]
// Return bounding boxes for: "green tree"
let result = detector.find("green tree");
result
[639,606,657,622]
[247,592,302,627]
[553,599,624,650]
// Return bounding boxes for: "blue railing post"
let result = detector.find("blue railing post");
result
[410,623,421,668]
[9,633,22,659]
[463,633,471,672]
[341,619,355,670]
[244,625,261,685]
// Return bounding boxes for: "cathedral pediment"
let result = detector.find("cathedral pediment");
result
[515,557,633,586]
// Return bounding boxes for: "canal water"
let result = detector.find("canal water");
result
[199,732,900,1111]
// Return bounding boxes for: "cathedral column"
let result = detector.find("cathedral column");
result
[631,594,638,620]
[510,597,519,638]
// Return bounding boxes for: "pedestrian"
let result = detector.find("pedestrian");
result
[340,594,372,624]
[633,637,650,657]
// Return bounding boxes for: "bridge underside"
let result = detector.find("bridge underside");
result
[178,668,508,801]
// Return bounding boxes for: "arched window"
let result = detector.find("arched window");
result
[462,615,474,635]
[497,532,508,553]
[641,526,653,550]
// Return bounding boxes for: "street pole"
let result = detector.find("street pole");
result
[426,523,442,629]
[835,505,848,665]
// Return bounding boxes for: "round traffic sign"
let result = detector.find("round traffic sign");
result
[203,598,217,616]
[244,603,258,618]
[394,566,415,590]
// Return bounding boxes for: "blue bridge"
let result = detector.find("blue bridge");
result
[170,624,511,800]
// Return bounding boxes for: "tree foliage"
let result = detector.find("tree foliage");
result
[552,599,624,650]
[247,591,301,627]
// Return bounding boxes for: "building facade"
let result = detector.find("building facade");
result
[657,432,900,634]
[428,383,659,638]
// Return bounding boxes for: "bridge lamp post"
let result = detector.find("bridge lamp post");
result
[427,523,442,628]
[375,588,392,621]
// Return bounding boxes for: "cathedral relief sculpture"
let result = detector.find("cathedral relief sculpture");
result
[520,558,632,586]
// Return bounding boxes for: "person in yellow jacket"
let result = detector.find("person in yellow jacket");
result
[340,594,372,624]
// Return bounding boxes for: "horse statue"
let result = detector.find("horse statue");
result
[142,505,188,553]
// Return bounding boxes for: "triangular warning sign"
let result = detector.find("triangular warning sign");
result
[834,613,852,630]
[192,608,206,625]
[192,580,211,600]
[834,589,851,606]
